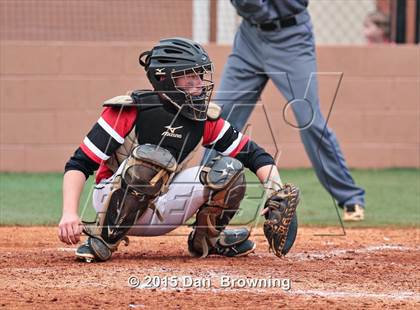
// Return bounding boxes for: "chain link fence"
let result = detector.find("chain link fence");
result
[0,0,382,45]
[309,0,377,45]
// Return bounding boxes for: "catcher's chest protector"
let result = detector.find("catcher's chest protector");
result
[134,93,205,163]
[105,92,206,173]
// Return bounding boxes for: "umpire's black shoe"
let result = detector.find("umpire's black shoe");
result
[214,228,256,257]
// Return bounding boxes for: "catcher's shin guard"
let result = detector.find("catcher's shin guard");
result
[263,183,300,257]
[188,156,247,257]
[82,144,177,262]
[82,187,147,261]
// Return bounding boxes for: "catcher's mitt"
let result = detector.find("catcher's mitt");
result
[263,183,300,258]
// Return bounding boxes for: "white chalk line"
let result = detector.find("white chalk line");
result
[4,243,419,267]
[57,247,77,252]
[255,244,420,260]
[35,243,420,257]
[289,289,420,301]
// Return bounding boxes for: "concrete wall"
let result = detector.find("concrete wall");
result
[0,42,419,171]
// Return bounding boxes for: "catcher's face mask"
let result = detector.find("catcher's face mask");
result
[139,38,215,121]
[165,63,214,121]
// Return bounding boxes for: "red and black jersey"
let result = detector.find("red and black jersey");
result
[65,92,274,183]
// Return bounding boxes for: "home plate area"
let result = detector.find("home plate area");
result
[1,227,419,309]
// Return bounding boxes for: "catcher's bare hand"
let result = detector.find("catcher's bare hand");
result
[58,212,82,245]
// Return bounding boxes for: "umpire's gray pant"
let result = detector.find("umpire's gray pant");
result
[204,12,365,208]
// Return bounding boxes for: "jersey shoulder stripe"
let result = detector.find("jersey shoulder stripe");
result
[80,140,103,164]
[208,120,230,145]
[84,123,122,156]
[203,117,249,157]
[203,118,225,145]
[79,107,137,164]
[101,106,137,137]
[97,117,124,144]
[82,137,110,161]
[220,132,243,156]
[228,135,250,157]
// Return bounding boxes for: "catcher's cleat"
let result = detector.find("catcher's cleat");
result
[214,239,256,257]
[75,240,96,263]
[217,227,250,247]
[343,204,364,221]
[214,228,256,257]
[188,228,256,258]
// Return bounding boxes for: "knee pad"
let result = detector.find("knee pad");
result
[199,155,246,209]
[83,144,177,261]
[122,144,178,197]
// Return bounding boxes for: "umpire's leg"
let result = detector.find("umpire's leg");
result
[202,21,268,165]
[265,20,365,208]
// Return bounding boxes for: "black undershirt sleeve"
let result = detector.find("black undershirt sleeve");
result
[234,140,275,173]
[64,148,100,179]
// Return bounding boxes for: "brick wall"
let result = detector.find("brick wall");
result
[0,42,419,171]
[0,1,193,41]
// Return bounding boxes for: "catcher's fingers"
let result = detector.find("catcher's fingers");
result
[58,224,71,245]
[58,213,81,245]
[66,224,78,245]
[58,226,65,243]
[59,223,76,245]
[72,222,82,244]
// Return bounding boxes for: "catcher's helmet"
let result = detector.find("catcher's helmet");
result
[139,37,214,121]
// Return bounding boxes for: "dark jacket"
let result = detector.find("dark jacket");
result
[231,0,308,23]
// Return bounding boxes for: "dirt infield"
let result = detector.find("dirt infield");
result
[1,226,419,309]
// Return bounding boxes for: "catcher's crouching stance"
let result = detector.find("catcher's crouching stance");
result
[58,37,300,262]
[79,147,257,262]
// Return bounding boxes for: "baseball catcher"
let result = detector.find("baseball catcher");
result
[57,37,300,262]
